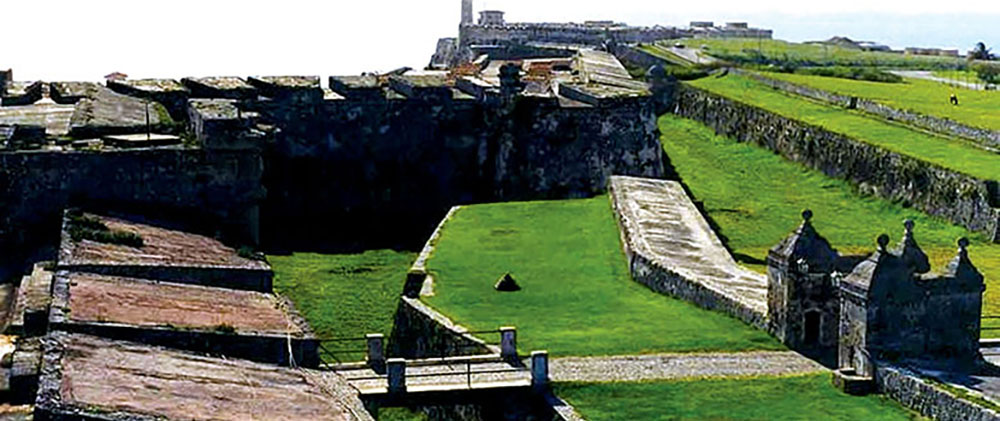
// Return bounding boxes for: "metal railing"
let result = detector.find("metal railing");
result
[343,359,530,390]
[316,336,370,366]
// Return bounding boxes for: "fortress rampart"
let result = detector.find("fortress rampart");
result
[0,49,663,268]
[673,83,1000,242]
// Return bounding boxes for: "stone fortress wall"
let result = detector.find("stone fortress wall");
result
[0,55,664,267]
[246,74,663,249]
[732,69,1000,151]
[433,1,771,68]
[0,147,264,265]
[672,84,1000,243]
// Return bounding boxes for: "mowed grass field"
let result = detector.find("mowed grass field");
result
[677,37,962,69]
[423,197,783,356]
[687,74,1000,182]
[659,114,1000,332]
[270,250,416,361]
[556,373,921,420]
[762,71,1000,131]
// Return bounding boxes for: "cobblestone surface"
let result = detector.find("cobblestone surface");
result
[550,351,826,383]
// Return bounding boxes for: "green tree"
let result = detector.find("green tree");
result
[969,42,994,61]
[972,62,1000,85]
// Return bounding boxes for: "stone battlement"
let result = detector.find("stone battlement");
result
[0,46,662,268]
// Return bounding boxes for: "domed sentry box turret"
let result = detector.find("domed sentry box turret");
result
[766,210,841,359]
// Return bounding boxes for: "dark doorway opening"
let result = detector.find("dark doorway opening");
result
[804,311,821,345]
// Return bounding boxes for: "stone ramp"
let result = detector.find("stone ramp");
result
[609,175,768,328]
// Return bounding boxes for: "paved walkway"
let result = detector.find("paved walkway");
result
[550,351,826,383]
[890,70,987,91]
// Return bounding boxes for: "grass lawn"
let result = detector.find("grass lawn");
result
[423,197,783,357]
[659,114,1000,332]
[378,408,428,421]
[270,250,417,361]
[555,373,922,420]
[687,74,1000,182]
[761,71,1000,131]
[677,37,961,69]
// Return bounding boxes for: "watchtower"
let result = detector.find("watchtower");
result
[0,69,11,97]
[767,210,840,355]
[461,0,473,25]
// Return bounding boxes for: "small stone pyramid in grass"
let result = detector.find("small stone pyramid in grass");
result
[494,272,521,292]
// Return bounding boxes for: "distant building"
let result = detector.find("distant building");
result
[857,41,891,52]
[478,10,506,26]
[905,47,959,57]
[687,20,772,39]
[433,1,772,68]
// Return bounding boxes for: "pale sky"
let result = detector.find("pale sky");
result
[4,0,1000,82]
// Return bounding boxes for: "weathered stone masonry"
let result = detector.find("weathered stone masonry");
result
[733,69,1000,152]
[248,77,663,248]
[674,84,1000,243]
[0,148,264,261]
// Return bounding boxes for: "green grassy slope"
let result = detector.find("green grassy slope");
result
[270,250,417,361]
[659,114,1000,331]
[687,74,1000,181]
[556,373,921,421]
[681,37,961,69]
[762,71,1000,132]
[424,197,783,356]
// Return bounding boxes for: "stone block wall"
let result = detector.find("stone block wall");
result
[0,69,10,96]
[0,148,265,267]
[876,365,1000,421]
[50,322,319,368]
[249,87,663,249]
[389,297,494,359]
[53,264,273,292]
[626,250,768,330]
[610,44,673,71]
[675,84,1000,242]
[734,69,1000,151]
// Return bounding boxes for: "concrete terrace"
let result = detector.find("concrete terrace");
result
[609,175,769,317]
